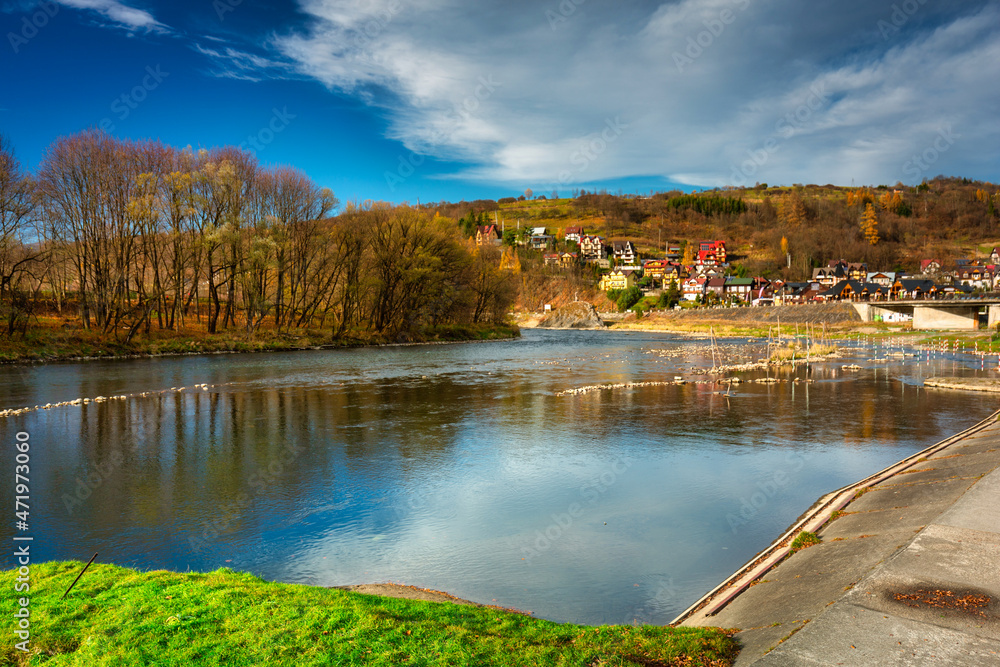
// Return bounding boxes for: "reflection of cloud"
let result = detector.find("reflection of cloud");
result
[257,0,1000,186]
[54,0,168,32]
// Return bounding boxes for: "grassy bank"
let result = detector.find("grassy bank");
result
[3,563,738,666]
[0,319,520,364]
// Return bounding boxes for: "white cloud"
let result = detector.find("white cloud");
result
[54,0,167,32]
[270,0,1000,187]
[194,43,294,82]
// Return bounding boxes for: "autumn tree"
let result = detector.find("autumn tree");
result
[0,134,45,335]
[469,243,517,324]
[780,193,806,226]
[860,203,879,246]
[38,131,158,334]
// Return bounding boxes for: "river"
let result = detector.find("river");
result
[1,329,996,625]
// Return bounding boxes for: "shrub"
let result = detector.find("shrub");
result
[790,531,821,553]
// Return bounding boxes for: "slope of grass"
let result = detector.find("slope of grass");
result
[3,563,739,667]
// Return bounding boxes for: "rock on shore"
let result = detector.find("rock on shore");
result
[535,301,607,329]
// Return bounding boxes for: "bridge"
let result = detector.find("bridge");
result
[852,299,1000,330]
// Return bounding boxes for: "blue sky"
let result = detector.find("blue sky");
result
[2,0,999,205]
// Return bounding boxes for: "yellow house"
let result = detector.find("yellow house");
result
[599,268,637,291]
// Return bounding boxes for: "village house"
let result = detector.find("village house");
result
[920,259,943,274]
[662,263,684,283]
[683,276,706,301]
[811,267,840,287]
[579,235,607,261]
[820,280,889,301]
[560,252,578,267]
[564,226,584,244]
[475,224,501,246]
[775,282,823,304]
[724,277,754,302]
[955,265,993,291]
[992,248,1000,264]
[642,259,669,280]
[939,283,975,298]
[599,267,638,291]
[892,278,938,300]
[846,263,868,281]
[696,265,726,279]
[545,252,578,268]
[866,271,896,287]
[750,278,773,305]
[612,240,637,265]
[530,227,553,250]
[697,240,727,266]
[705,277,727,299]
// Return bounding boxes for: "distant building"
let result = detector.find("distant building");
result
[705,277,727,298]
[683,276,706,301]
[819,280,890,301]
[697,240,727,266]
[612,241,637,265]
[892,279,939,300]
[530,227,554,250]
[475,225,501,246]
[564,226,584,244]
[724,277,754,301]
[920,259,942,274]
[866,272,896,287]
[579,235,607,261]
[599,267,638,291]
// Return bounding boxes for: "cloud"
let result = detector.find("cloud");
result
[270,0,1000,187]
[194,42,295,82]
[54,0,167,32]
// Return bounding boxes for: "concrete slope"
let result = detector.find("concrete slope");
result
[682,415,1000,666]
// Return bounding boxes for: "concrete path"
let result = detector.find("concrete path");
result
[681,413,1000,665]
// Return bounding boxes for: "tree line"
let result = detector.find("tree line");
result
[0,130,516,341]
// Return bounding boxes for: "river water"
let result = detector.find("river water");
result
[1,329,996,625]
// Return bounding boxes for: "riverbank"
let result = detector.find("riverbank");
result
[679,410,1000,665]
[0,320,520,365]
[1,563,738,667]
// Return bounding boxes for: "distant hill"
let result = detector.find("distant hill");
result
[427,178,1000,282]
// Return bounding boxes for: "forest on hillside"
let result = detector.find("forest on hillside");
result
[431,180,1000,282]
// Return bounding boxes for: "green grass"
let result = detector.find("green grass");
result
[789,531,822,553]
[3,562,739,667]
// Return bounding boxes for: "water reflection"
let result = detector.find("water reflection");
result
[0,330,996,625]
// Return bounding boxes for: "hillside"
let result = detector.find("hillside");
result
[429,179,1000,282]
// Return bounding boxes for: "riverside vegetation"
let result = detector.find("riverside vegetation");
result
[2,562,738,667]
[0,132,518,362]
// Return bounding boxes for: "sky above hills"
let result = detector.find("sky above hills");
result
[2,0,999,204]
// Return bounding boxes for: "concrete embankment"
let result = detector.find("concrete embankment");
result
[679,411,1000,665]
